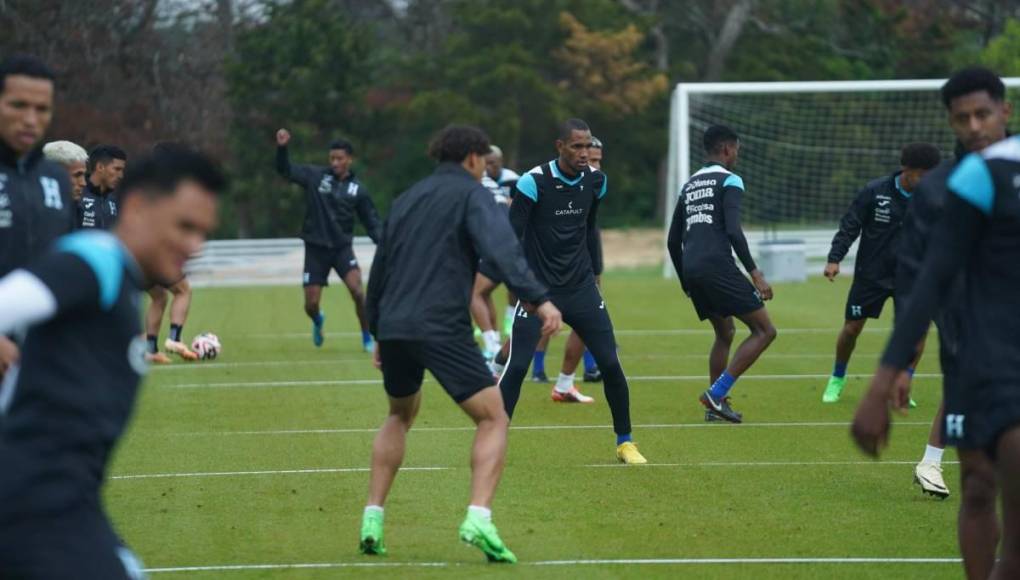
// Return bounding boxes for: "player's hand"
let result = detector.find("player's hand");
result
[851,366,897,457]
[890,370,912,415]
[750,269,773,301]
[824,262,840,281]
[535,301,563,337]
[372,342,381,371]
[276,129,291,146]
[0,336,19,374]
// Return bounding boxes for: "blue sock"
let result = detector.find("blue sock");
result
[833,361,848,379]
[583,350,597,372]
[708,371,736,399]
[312,312,324,326]
[533,351,546,374]
[907,367,915,378]
[362,330,372,344]
[616,433,632,445]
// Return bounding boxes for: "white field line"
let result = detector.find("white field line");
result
[165,372,941,389]
[109,466,448,481]
[163,420,933,437]
[144,556,961,573]
[149,353,888,371]
[243,327,898,339]
[111,459,954,481]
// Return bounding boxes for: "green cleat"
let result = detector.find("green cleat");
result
[359,510,387,556]
[909,398,918,409]
[822,375,846,403]
[459,513,517,563]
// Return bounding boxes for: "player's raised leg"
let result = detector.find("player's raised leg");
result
[701,306,777,423]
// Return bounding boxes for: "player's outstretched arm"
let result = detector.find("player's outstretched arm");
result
[356,192,384,245]
[274,128,311,186]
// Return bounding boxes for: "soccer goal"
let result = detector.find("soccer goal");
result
[664,78,1020,277]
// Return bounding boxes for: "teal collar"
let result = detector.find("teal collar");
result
[894,174,910,198]
[550,160,584,186]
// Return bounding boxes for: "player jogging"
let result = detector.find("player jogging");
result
[360,125,560,563]
[821,142,941,404]
[667,125,777,423]
[853,67,1011,579]
[498,118,647,464]
[275,129,382,352]
[0,146,225,578]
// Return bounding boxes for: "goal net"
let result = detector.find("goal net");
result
[664,79,1020,276]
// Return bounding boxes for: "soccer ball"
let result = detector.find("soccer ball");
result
[191,333,222,360]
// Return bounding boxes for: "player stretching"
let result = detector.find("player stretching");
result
[854,67,1011,579]
[857,133,1020,579]
[43,141,89,200]
[499,118,646,464]
[361,125,560,562]
[667,125,776,423]
[821,143,941,404]
[275,129,382,352]
[0,147,224,578]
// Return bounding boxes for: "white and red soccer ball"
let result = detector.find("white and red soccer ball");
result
[191,333,222,360]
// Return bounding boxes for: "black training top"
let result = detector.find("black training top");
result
[367,163,548,341]
[508,160,606,290]
[0,231,145,522]
[276,146,383,248]
[827,172,911,289]
[883,136,1020,385]
[0,143,74,278]
[667,163,756,288]
[76,180,118,230]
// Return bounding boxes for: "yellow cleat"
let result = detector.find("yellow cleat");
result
[145,352,172,365]
[164,339,199,361]
[616,441,647,465]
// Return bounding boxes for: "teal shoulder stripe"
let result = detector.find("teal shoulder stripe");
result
[948,153,995,216]
[56,231,125,310]
[723,174,745,191]
[598,174,608,199]
[516,173,539,201]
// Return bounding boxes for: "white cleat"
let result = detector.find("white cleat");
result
[914,461,950,499]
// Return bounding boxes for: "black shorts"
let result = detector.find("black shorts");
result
[378,338,495,403]
[845,279,896,320]
[936,307,971,448]
[303,242,358,287]
[686,268,763,321]
[0,507,145,579]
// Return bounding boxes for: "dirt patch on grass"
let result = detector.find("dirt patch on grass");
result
[602,228,663,269]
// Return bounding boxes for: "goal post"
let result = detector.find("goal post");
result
[663,78,1020,277]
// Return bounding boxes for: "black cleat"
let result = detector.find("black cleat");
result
[583,367,603,382]
[704,410,727,422]
[531,371,549,383]
[700,390,743,423]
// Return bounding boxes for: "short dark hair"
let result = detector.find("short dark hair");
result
[427,125,491,163]
[558,118,591,141]
[329,138,354,155]
[0,54,55,94]
[89,145,127,171]
[900,143,941,170]
[704,125,739,154]
[941,67,1005,109]
[116,146,227,204]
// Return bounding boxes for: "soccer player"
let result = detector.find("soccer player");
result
[821,142,941,404]
[857,133,1020,579]
[667,125,776,423]
[0,146,225,578]
[499,118,646,464]
[275,129,382,352]
[43,140,88,200]
[853,67,1011,579]
[553,136,606,399]
[0,55,74,375]
[78,144,126,229]
[361,125,560,562]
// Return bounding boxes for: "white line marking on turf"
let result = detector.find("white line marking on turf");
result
[165,421,933,437]
[112,459,953,481]
[166,372,940,389]
[109,466,448,481]
[246,327,897,339]
[144,557,961,573]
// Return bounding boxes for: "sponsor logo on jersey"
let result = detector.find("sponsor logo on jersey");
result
[555,199,584,216]
[318,175,333,194]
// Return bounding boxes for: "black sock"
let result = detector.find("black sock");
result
[146,335,158,354]
[169,324,183,342]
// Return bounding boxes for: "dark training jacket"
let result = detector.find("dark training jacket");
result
[367,163,548,341]
[276,146,382,249]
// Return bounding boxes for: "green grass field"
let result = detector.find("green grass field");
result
[109,269,961,579]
